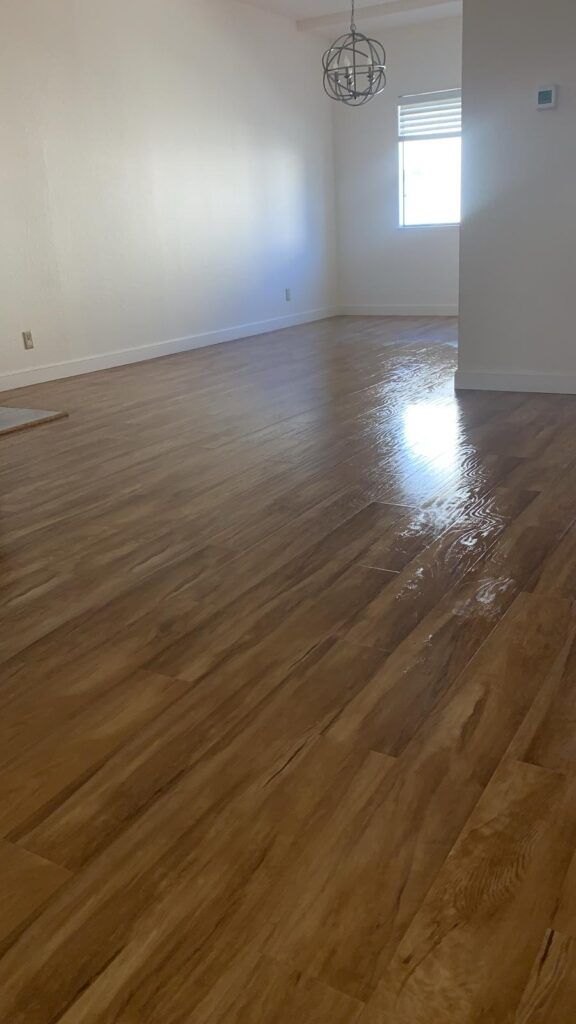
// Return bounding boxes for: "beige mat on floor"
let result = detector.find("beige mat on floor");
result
[0,407,68,437]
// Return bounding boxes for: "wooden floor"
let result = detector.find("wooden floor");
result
[1,315,576,1021]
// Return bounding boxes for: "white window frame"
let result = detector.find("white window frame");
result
[398,89,462,229]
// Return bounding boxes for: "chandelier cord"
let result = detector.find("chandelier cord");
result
[322,0,386,107]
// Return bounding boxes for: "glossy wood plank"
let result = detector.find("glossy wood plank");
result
[0,841,70,948]
[0,669,187,838]
[1,316,576,1020]
[17,636,389,869]
[193,955,364,1024]
[500,623,576,766]
[0,540,230,666]
[513,930,576,1024]
[341,485,535,653]
[553,850,576,940]
[28,738,391,1023]
[146,559,396,688]
[531,520,576,597]
[467,393,576,460]
[60,952,365,1024]
[328,590,572,759]
[361,761,576,1024]
[524,630,576,771]
[263,596,572,1000]
[182,494,420,608]
[0,739,394,1021]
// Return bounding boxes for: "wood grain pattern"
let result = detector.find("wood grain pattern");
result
[18,637,390,869]
[194,956,364,1024]
[0,841,70,948]
[524,630,576,771]
[341,485,536,653]
[0,315,576,1020]
[27,738,393,1023]
[553,850,576,940]
[263,595,572,1000]
[361,761,576,1023]
[513,930,576,1023]
[328,590,572,758]
[0,669,187,837]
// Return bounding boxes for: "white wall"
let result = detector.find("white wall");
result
[457,0,576,393]
[0,0,336,390]
[333,16,462,316]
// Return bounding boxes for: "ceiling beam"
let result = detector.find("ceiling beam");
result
[297,0,462,33]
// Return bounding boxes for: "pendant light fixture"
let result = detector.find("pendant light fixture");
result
[322,0,387,107]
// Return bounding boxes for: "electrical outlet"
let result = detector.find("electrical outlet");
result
[22,331,34,351]
[285,288,292,302]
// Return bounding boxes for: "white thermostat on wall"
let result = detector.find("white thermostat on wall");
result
[537,85,558,109]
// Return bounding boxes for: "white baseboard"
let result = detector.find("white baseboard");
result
[455,370,576,395]
[339,304,459,317]
[0,308,337,393]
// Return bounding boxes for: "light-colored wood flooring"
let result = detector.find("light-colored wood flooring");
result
[1,315,576,1022]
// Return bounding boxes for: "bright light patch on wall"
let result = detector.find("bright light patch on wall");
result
[263,150,307,252]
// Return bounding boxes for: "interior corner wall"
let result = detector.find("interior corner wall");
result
[333,16,462,317]
[0,0,337,392]
[457,0,576,394]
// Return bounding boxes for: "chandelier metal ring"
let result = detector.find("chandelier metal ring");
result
[322,0,387,107]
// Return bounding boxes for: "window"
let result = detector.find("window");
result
[398,90,462,227]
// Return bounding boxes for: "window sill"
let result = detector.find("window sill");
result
[398,223,461,231]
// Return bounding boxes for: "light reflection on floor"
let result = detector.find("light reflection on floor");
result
[403,401,461,472]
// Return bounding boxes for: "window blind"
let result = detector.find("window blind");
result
[398,90,462,140]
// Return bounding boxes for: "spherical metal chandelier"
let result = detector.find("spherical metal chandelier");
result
[322,0,387,107]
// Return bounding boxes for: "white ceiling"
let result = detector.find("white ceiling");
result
[240,0,462,30]
[242,0,397,17]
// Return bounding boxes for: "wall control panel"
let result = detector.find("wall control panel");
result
[537,86,558,109]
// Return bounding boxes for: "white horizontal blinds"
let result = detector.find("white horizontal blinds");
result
[398,90,462,141]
